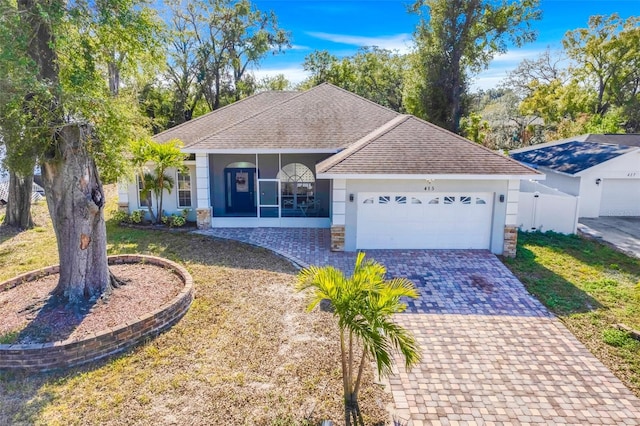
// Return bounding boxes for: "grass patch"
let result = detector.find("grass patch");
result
[503,231,640,397]
[0,187,390,425]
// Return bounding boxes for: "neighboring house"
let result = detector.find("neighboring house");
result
[511,134,640,218]
[120,84,541,256]
[0,180,45,206]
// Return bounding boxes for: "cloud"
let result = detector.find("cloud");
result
[289,44,311,51]
[306,31,414,53]
[490,49,546,63]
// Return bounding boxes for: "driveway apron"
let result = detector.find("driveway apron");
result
[197,228,640,425]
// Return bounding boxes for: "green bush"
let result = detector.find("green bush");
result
[161,213,187,227]
[111,209,130,223]
[130,210,145,224]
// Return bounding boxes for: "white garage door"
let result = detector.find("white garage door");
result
[600,179,640,216]
[356,192,494,250]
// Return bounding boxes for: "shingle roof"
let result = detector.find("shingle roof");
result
[0,181,45,204]
[584,134,640,147]
[317,115,539,176]
[154,91,298,146]
[510,140,637,175]
[178,83,399,151]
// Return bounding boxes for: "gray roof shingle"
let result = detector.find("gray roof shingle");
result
[318,115,539,176]
[175,83,399,151]
[156,83,540,177]
[154,91,299,146]
[0,181,45,204]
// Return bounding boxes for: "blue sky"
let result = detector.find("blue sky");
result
[251,0,639,90]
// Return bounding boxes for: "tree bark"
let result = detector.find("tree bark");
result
[42,124,111,304]
[3,170,34,229]
[19,0,114,304]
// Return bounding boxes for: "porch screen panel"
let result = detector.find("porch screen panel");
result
[258,179,279,218]
[257,154,279,179]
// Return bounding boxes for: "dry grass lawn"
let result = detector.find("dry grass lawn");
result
[0,188,390,425]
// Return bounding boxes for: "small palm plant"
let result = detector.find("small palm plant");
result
[296,252,421,426]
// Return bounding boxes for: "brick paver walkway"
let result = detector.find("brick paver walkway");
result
[197,227,640,425]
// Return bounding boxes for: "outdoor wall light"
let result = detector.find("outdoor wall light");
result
[499,194,505,203]
[595,178,602,185]
[349,194,354,202]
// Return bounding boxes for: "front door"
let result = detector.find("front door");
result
[225,168,256,213]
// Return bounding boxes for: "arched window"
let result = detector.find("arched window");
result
[278,163,316,215]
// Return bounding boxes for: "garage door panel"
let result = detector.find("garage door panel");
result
[600,179,640,216]
[356,192,493,250]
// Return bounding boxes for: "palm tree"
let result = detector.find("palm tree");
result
[132,137,186,224]
[141,171,175,223]
[296,252,421,426]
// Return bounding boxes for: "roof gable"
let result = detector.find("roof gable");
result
[318,115,539,176]
[154,91,298,146]
[185,83,399,151]
[511,140,637,175]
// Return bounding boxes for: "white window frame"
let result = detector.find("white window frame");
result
[137,175,152,208]
[176,169,193,208]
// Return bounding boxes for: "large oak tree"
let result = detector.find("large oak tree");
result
[0,0,156,303]
[406,0,541,133]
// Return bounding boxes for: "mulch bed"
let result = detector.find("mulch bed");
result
[0,263,183,344]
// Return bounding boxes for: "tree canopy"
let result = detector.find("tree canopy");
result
[407,0,541,133]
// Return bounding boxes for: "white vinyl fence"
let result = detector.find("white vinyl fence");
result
[517,181,579,234]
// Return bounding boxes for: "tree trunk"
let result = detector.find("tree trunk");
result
[3,170,34,229]
[42,124,112,304]
[108,61,120,97]
[20,0,114,304]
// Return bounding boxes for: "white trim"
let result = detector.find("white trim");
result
[505,179,520,226]
[176,169,194,209]
[317,173,544,181]
[195,153,211,208]
[183,148,339,154]
[117,179,130,204]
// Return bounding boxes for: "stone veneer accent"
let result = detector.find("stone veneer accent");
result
[503,225,518,258]
[196,207,212,229]
[331,225,345,252]
[0,255,194,372]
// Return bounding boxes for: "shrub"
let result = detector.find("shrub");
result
[161,213,187,227]
[130,210,145,224]
[111,210,130,223]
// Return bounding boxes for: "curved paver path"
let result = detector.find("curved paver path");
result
[197,228,640,425]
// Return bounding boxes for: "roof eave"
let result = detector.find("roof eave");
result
[316,172,545,181]
[182,148,340,154]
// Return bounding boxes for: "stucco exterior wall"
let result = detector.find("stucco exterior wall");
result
[125,164,197,222]
[578,151,640,217]
[540,169,581,196]
[342,179,510,254]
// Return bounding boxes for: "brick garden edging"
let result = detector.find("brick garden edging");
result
[0,255,194,372]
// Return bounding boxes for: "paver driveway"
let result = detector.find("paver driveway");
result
[197,228,640,425]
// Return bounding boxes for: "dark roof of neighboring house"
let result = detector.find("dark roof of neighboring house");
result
[510,140,637,175]
[583,134,640,147]
[317,115,539,176]
[0,181,45,204]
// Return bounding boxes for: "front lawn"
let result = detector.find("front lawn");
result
[0,193,389,425]
[503,232,640,398]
